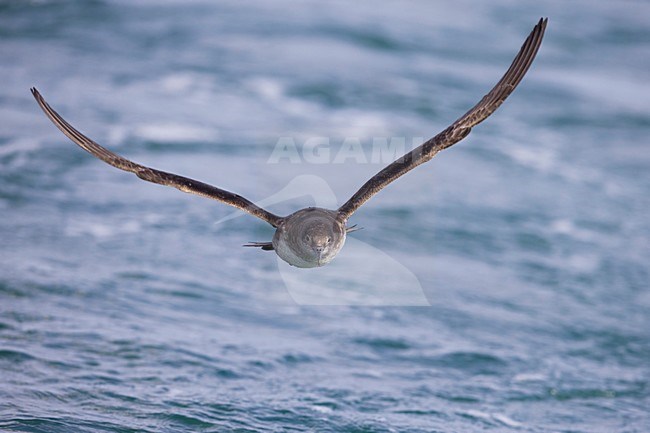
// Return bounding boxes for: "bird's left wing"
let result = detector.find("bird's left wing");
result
[337,18,547,220]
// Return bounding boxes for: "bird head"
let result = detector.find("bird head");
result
[301,225,336,265]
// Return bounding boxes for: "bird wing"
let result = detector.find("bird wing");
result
[31,88,283,227]
[337,18,547,219]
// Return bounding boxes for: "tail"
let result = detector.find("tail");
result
[243,241,274,251]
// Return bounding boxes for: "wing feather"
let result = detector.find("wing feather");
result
[337,18,547,219]
[31,88,283,227]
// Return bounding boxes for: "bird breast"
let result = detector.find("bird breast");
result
[272,207,346,268]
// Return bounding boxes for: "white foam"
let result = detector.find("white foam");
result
[133,123,217,143]
[507,146,557,173]
[543,67,650,116]
[159,73,203,93]
[550,219,595,242]
[246,76,323,121]
[566,254,600,273]
[247,77,284,101]
[331,110,390,139]
[513,372,547,382]
[65,219,141,239]
[1,138,43,156]
[0,138,43,168]
[310,404,333,414]
[461,409,492,421]
[493,413,523,428]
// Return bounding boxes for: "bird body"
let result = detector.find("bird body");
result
[31,18,547,268]
[271,208,347,268]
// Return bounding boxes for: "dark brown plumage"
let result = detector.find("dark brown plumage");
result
[31,18,547,268]
[337,17,547,218]
[31,87,284,228]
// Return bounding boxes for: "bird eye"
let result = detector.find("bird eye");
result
[304,235,311,242]
[327,237,332,244]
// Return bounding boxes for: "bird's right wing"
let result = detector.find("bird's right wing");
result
[31,88,284,228]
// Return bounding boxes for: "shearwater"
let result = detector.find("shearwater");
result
[31,18,547,268]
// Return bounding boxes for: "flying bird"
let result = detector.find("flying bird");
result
[32,18,547,268]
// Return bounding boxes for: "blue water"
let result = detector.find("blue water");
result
[1,0,649,431]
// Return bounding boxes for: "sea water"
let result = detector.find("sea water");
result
[1,1,649,431]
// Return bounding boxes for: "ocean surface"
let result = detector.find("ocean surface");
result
[1,1,649,431]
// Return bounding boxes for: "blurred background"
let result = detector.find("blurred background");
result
[1,0,649,431]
